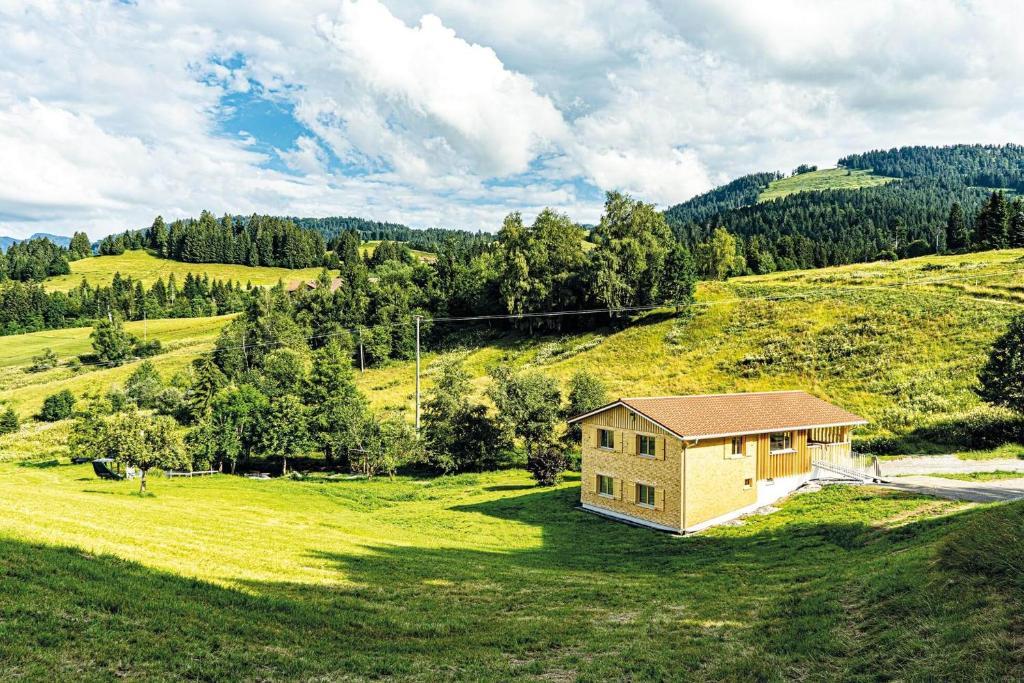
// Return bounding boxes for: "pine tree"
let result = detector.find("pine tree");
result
[946,202,970,251]
[1008,200,1024,248]
[975,191,1009,249]
[149,215,168,255]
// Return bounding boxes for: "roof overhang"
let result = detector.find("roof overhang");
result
[568,400,868,442]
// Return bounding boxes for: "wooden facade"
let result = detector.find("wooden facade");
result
[755,429,811,480]
[575,399,863,533]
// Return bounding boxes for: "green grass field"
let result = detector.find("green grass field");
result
[359,240,437,262]
[0,315,233,461]
[0,461,1020,680]
[44,250,328,292]
[758,168,896,202]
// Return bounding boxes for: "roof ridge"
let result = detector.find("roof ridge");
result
[621,390,806,401]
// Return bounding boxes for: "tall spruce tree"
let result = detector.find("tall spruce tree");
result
[1008,199,1024,248]
[975,191,1009,249]
[945,202,970,251]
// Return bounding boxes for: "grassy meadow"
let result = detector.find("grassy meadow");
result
[354,249,1024,455]
[758,168,896,202]
[44,250,328,291]
[0,315,232,461]
[0,460,1021,681]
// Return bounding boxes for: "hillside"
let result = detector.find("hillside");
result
[664,143,1024,271]
[41,250,328,291]
[7,249,1024,462]
[758,168,895,202]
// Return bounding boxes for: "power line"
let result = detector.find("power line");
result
[18,264,1024,372]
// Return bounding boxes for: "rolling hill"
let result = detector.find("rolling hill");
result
[664,143,1024,270]
[6,249,1024,463]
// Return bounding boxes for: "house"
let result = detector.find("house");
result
[285,278,345,294]
[568,390,867,533]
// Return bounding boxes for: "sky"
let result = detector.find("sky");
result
[2,0,1023,239]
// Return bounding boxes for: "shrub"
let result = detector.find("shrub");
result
[124,361,163,408]
[154,387,186,420]
[526,443,569,487]
[0,407,19,435]
[27,348,59,373]
[39,390,76,422]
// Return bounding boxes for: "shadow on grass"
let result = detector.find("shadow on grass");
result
[18,459,62,468]
[1,486,1019,681]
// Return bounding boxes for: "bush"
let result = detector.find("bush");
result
[27,348,59,373]
[39,390,76,422]
[154,387,186,420]
[526,443,569,486]
[0,406,19,435]
[124,361,163,408]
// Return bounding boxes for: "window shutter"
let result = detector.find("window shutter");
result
[593,474,600,494]
[625,434,635,456]
[625,480,635,503]
[589,425,599,448]
[655,489,665,511]
[613,478,621,499]
[656,437,666,460]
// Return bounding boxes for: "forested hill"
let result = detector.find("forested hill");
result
[663,172,782,227]
[664,143,1024,270]
[839,143,1024,190]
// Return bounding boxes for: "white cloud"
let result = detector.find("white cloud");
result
[2,0,1024,238]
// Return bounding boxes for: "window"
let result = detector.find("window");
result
[731,436,744,457]
[770,431,793,453]
[638,435,656,457]
[636,483,655,507]
[743,478,753,489]
[599,429,614,450]
[598,474,615,497]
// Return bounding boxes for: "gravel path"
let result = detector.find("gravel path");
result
[878,454,1024,476]
[883,475,1024,503]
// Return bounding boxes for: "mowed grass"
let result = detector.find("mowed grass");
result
[44,250,327,291]
[758,168,896,202]
[0,315,232,461]
[0,461,1020,681]
[928,470,1024,482]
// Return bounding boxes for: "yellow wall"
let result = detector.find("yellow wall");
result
[579,406,682,529]
[682,436,757,529]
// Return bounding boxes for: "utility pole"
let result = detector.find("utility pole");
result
[415,315,421,433]
[358,328,365,373]
[143,308,147,341]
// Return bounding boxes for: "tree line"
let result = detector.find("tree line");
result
[63,294,612,488]
[945,191,1024,252]
[0,272,254,335]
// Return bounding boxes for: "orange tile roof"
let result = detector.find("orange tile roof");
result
[572,390,866,440]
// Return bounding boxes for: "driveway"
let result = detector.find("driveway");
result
[883,475,1024,503]
[878,454,1024,476]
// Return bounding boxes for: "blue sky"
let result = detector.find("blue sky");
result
[1,0,1023,239]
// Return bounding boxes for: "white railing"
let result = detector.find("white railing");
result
[808,442,883,481]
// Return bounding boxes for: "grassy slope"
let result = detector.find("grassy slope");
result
[0,315,232,460]
[758,168,896,202]
[7,249,1024,460]
[359,240,437,262]
[45,250,328,291]
[0,462,1020,681]
[356,250,1024,454]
